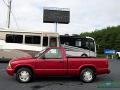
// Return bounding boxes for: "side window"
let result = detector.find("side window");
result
[89,41,95,51]
[25,35,41,44]
[64,42,69,45]
[85,41,89,49]
[43,37,48,46]
[44,49,62,59]
[75,40,81,47]
[50,37,57,47]
[6,34,23,43]
[60,37,69,45]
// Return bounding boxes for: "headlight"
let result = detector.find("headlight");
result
[8,62,11,68]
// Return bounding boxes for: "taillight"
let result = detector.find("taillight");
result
[106,59,109,68]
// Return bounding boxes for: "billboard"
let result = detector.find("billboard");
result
[43,8,70,24]
[104,49,116,55]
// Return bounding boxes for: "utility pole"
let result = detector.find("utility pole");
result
[6,0,12,28]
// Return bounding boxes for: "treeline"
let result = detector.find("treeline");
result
[80,25,120,54]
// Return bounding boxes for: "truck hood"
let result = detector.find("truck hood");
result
[11,56,34,62]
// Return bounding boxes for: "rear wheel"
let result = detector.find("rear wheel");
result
[16,68,33,83]
[81,54,88,57]
[80,68,96,83]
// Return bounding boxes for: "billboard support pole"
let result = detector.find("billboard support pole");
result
[7,0,12,28]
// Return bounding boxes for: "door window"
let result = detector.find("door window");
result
[50,37,57,47]
[44,49,62,59]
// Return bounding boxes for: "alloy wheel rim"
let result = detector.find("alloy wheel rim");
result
[19,71,30,82]
[83,71,93,82]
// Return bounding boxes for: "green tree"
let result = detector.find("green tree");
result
[80,25,120,54]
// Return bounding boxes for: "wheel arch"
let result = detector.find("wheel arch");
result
[79,65,96,74]
[14,65,34,74]
[81,53,88,57]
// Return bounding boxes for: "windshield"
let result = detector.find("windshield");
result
[34,48,47,58]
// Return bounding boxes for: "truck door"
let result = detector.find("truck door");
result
[37,48,67,76]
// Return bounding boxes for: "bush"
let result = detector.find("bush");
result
[0,57,11,62]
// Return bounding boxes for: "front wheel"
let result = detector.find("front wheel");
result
[80,68,96,83]
[16,68,33,83]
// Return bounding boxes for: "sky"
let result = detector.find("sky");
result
[0,0,120,34]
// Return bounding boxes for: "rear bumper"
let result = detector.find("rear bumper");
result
[97,68,110,75]
[6,67,14,76]
[107,69,110,74]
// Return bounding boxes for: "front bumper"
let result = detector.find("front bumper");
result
[6,67,14,76]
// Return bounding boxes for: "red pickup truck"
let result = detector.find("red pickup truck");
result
[6,47,110,83]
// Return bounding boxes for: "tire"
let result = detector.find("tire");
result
[81,54,88,57]
[16,68,33,83]
[80,68,96,83]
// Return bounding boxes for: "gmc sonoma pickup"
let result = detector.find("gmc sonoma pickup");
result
[6,47,110,83]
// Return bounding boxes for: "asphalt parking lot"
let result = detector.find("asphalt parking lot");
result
[0,59,120,90]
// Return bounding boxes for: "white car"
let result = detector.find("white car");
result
[116,52,120,59]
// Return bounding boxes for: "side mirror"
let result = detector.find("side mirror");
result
[37,55,45,59]
[41,55,45,59]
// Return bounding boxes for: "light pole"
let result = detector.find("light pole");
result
[6,0,12,28]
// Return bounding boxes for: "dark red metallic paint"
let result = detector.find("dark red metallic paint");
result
[6,47,110,77]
